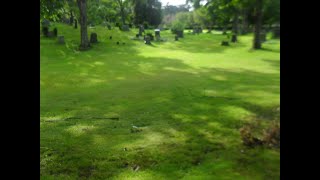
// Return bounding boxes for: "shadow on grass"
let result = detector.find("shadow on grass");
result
[262,59,280,70]
[41,55,280,179]
[41,25,279,179]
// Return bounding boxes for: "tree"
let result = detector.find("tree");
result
[263,0,280,26]
[131,0,162,27]
[193,6,211,28]
[77,0,90,50]
[253,0,263,49]
[205,0,235,33]
[116,0,127,25]
[40,0,66,21]
[186,0,203,10]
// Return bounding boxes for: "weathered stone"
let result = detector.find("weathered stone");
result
[139,25,144,36]
[41,19,50,27]
[176,30,184,38]
[146,33,154,41]
[90,33,98,43]
[42,26,49,36]
[155,29,160,37]
[145,36,151,45]
[58,36,65,44]
[47,31,55,38]
[175,35,179,41]
[193,27,202,34]
[121,25,130,31]
[273,27,280,38]
[221,41,229,46]
[70,15,74,25]
[231,34,237,42]
[260,33,266,42]
[53,28,58,37]
[74,19,78,29]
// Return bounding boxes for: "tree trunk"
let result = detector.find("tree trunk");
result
[70,11,74,25]
[241,9,248,34]
[222,24,227,35]
[232,11,239,35]
[253,0,263,49]
[120,7,125,25]
[77,0,90,50]
[117,0,125,25]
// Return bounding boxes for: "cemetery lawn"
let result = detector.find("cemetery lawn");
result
[40,23,280,180]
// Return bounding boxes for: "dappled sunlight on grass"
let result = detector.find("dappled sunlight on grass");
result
[66,124,96,137]
[41,23,280,179]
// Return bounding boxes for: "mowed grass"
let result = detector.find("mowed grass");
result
[40,23,280,180]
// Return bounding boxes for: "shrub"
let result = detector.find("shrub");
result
[171,21,185,34]
[239,125,263,147]
[263,122,280,148]
[240,120,280,148]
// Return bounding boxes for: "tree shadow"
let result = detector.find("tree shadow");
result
[41,25,280,179]
[262,59,280,70]
[41,56,280,179]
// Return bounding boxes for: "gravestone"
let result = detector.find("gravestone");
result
[41,19,50,28]
[74,19,77,29]
[107,24,111,30]
[136,34,139,38]
[90,33,98,43]
[155,29,160,37]
[146,33,154,41]
[260,32,266,42]
[231,34,237,42]
[175,35,179,41]
[53,28,58,37]
[47,31,55,37]
[221,41,229,46]
[64,18,70,24]
[155,29,160,41]
[176,30,184,38]
[145,36,151,45]
[121,25,130,31]
[58,36,65,44]
[273,26,280,38]
[192,28,197,34]
[193,27,202,34]
[70,15,74,25]
[109,36,112,40]
[139,25,144,36]
[42,26,49,37]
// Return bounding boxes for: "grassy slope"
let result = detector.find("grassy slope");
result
[40,23,280,180]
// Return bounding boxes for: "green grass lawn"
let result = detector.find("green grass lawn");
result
[40,23,280,180]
